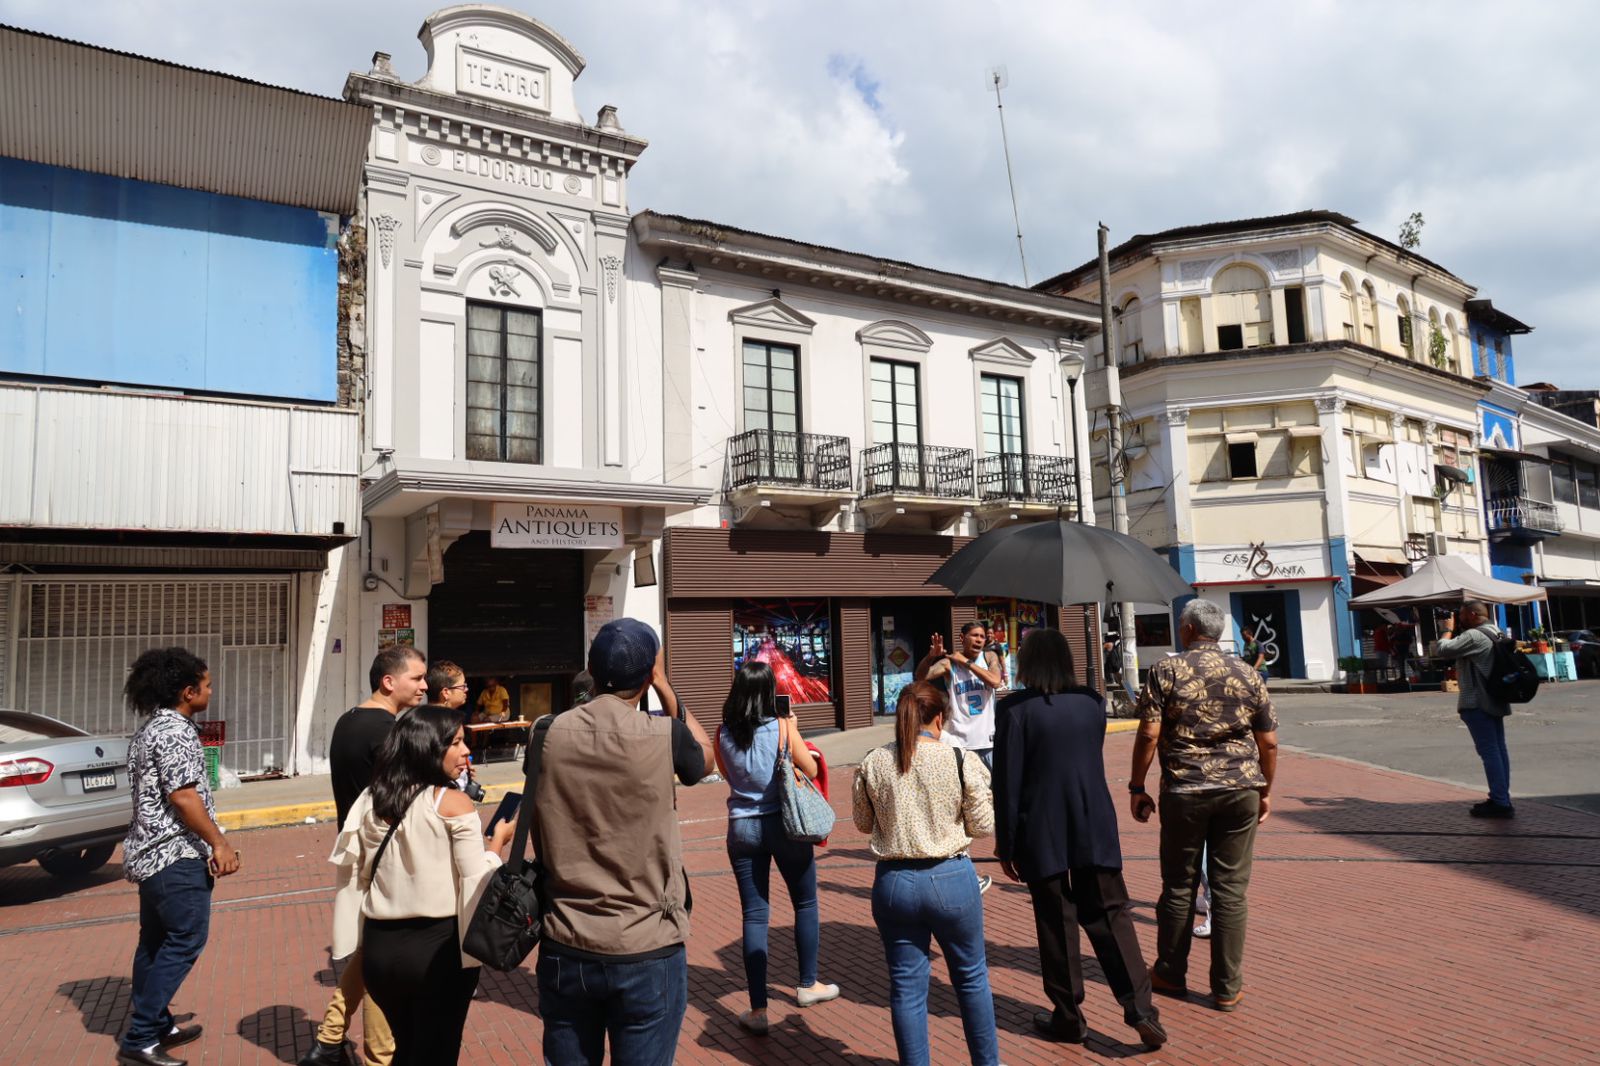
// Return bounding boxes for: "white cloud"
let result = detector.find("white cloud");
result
[2,0,1594,383]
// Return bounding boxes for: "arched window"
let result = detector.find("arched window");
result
[1427,308,1444,366]
[1360,281,1378,347]
[1116,296,1144,364]
[1338,274,1358,341]
[1444,313,1461,374]
[1212,264,1271,351]
[1396,294,1414,358]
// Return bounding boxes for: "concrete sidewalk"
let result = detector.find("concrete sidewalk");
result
[214,719,1139,830]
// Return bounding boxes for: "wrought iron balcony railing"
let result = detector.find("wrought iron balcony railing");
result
[727,429,853,492]
[1487,495,1563,534]
[861,443,975,499]
[978,452,1077,504]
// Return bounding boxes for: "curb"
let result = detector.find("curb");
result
[218,780,522,832]
[220,726,1143,832]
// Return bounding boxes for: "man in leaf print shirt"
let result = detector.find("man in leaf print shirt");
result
[1127,599,1279,1014]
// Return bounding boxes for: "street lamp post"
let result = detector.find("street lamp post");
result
[1059,343,1087,523]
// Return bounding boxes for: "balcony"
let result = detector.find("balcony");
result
[1487,495,1563,542]
[858,443,977,531]
[726,429,855,527]
[975,452,1079,531]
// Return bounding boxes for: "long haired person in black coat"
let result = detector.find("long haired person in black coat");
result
[992,629,1168,1050]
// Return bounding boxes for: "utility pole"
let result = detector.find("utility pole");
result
[988,67,1030,285]
[1098,223,1138,690]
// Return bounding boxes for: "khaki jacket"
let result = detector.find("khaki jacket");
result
[535,695,691,956]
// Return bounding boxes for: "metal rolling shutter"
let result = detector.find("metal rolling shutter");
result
[427,534,583,676]
[14,577,293,773]
[663,599,734,727]
[836,599,872,731]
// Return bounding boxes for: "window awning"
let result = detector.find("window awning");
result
[1225,431,1259,444]
[1354,547,1410,567]
[1482,447,1552,464]
[1287,426,1323,438]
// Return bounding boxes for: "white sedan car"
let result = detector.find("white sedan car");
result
[0,710,132,878]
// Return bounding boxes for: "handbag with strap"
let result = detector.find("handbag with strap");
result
[778,730,836,843]
[463,715,553,970]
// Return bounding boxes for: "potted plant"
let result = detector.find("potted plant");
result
[1529,627,1551,654]
[1338,655,1371,694]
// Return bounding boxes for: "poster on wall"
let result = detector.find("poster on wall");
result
[875,618,917,716]
[974,597,1047,687]
[733,600,832,704]
[583,594,614,649]
[377,627,415,651]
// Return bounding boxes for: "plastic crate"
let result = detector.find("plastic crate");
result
[203,747,221,791]
[197,720,226,747]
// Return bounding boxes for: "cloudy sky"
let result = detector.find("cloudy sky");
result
[5,0,1595,385]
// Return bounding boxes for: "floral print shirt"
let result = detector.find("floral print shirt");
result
[1137,642,1278,793]
[123,709,216,882]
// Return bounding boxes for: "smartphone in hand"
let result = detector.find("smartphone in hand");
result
[485,791,522,838]
[775,694,792,718]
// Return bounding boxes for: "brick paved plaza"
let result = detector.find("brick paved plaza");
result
[3,735,1596,1065]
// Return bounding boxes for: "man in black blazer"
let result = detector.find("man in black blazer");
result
[994,629,1166,1050]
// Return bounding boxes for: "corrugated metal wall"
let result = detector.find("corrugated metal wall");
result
[0,26,368,214]
[663,599,734,732]
[665,528,969,598]
[0,382,358,536]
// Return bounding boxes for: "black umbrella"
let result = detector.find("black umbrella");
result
[927,519,1194,606]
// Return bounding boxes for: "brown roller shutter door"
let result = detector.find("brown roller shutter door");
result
[1057,603,1103,694]
[663,599,733,724]
[837,599,873,730]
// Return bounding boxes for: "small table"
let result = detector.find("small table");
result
[466,720,533,763]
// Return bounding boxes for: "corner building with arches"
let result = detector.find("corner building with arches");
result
[1039,212,1496,682]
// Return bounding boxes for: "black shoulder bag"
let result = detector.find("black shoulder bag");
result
[463,715,553,970]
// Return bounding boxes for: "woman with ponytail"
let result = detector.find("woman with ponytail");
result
[851,681,999,1066]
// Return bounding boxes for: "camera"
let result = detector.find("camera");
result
[463,777,486,803]
[775,694,792,718]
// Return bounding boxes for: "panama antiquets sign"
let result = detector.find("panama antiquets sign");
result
[491,503,624,549]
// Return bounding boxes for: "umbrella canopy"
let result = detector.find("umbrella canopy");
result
[1347,554,1546,607]
[927,519,1194,606]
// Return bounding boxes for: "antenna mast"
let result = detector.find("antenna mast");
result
[987,66,1030,285]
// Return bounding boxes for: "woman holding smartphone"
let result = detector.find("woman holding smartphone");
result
[715,660,841,1034]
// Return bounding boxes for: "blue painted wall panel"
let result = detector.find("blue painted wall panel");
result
[0,157,337,402]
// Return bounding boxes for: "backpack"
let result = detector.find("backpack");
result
[1474,628,1540,706]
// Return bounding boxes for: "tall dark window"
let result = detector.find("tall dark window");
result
[1553,456,1578,505]
[870,359,920,448]
[980,374,1025,456]
[742,341,801,436]
[1284,286,1308,344]
[466,303,541,463]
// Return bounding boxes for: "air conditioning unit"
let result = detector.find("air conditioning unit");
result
[1427,532,1449,557]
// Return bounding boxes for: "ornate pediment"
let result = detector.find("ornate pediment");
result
[968,337,1036,367]
[728,298,816,335]
[857,319,933,353]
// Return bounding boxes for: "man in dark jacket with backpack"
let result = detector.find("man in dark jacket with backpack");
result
[1435,600,1515,818]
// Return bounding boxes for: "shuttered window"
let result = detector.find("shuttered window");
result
[466,302,542,463]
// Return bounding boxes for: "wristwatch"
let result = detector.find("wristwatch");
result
[1127,782,1147,794]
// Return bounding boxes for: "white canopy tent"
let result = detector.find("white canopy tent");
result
[1348,554,1547,608]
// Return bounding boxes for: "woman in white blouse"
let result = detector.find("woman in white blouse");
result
[853,681,999,1066]
[332,705,514,1066]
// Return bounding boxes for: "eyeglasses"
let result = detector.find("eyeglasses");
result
[446,683,469,692]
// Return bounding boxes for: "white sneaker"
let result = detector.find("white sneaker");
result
[796,982,840,1007]
[1194,916,1212,939]
[977,874,994,895]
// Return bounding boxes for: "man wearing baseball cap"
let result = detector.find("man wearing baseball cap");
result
[531,618,714,1065]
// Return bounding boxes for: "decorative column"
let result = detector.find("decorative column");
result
[1317,395,1356,659]
[658,265,699,485]
[595,213,629,468]
[1159,406,1193,544]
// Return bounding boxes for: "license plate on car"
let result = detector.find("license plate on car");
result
[81,772,117,792]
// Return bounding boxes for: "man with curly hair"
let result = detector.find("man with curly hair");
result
[1127,599,1278,1015]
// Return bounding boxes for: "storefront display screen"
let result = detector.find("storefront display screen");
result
[733,600,832,704]
[975,597,1047,686]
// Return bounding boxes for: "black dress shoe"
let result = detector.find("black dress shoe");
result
[1132,1014,1169,1049]
[1470,800,1515,818]
[159,1024,202,1048]
[116,1047,187,1066]
[1032,1010,1088,1042]
[298,1039,354,1066]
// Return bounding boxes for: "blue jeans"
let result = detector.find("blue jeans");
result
[871,856,999,1066]
[1460,707,1512,806]
[727,812,819,1009]
[537,945,687,1066]
[123,857,212,1051]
